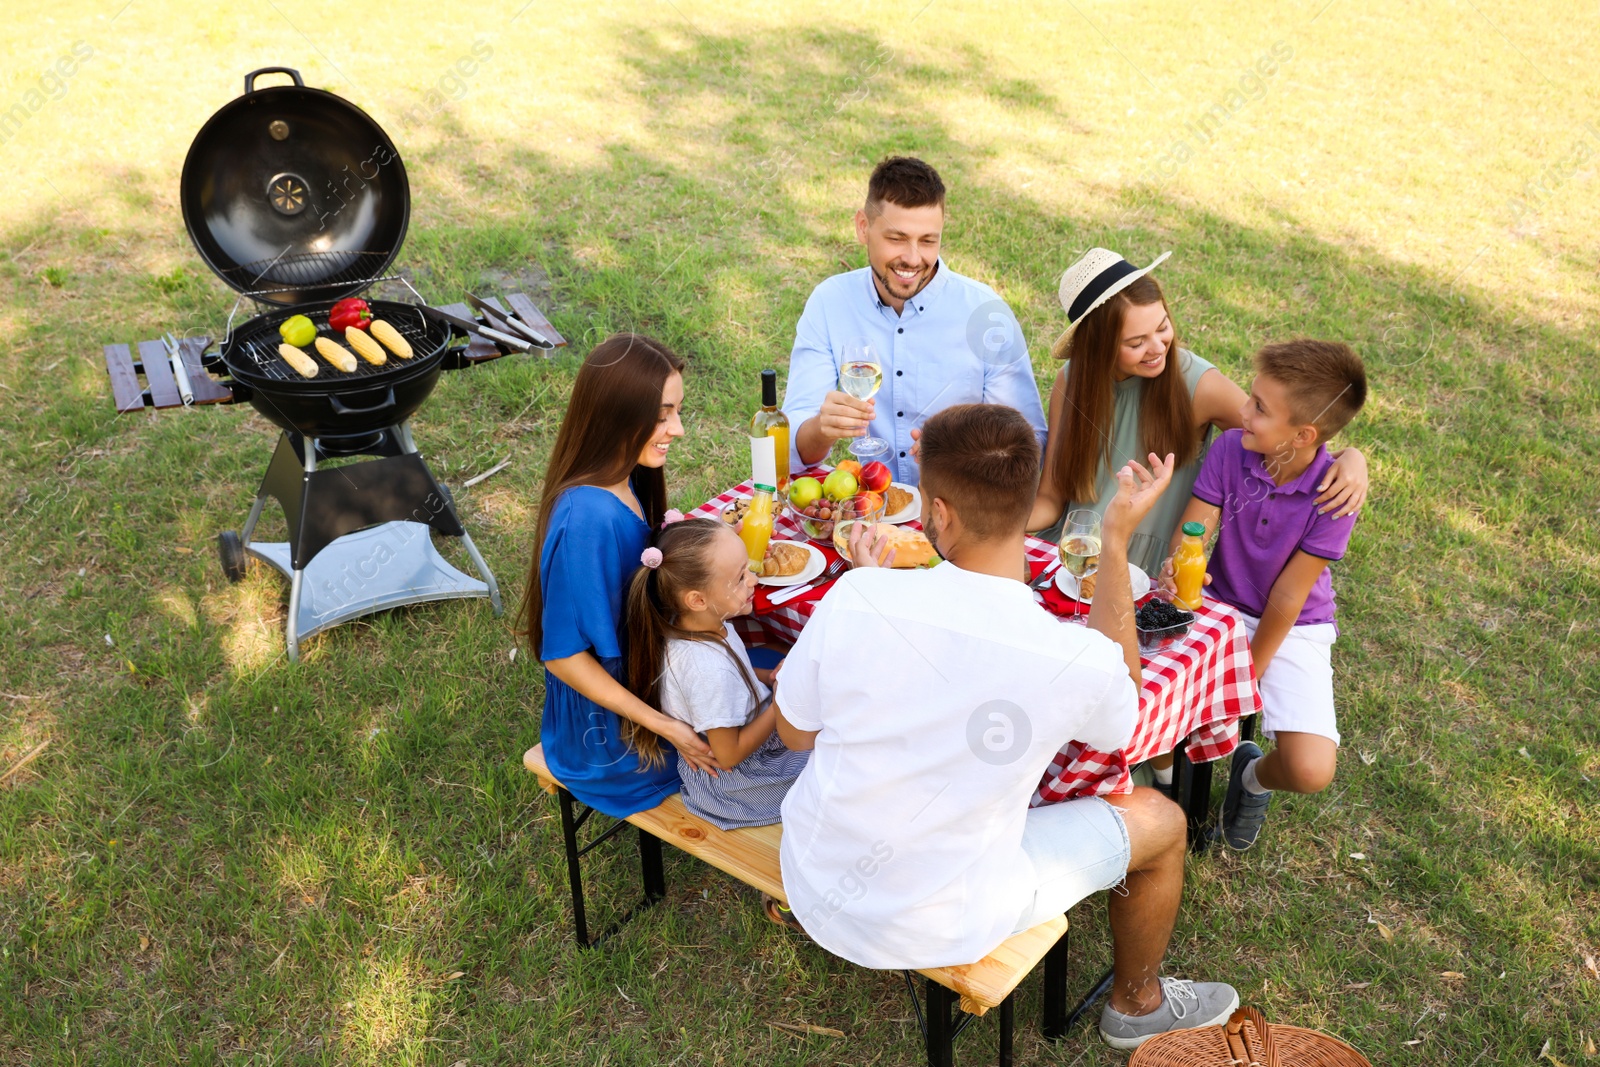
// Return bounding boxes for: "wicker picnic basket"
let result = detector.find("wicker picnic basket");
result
[1129,1006,1371,1066]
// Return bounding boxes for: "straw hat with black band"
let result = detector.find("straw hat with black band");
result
[1048,248,1172,362]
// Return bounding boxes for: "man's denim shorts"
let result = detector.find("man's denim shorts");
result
[1010,795,1132,934]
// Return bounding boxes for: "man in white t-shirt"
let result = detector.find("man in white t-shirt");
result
[774,403,1239,1050]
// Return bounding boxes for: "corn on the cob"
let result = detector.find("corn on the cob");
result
[370,319,413,359]
[277,343,319,378]
[313,336,358,373]
[344,326,388,366]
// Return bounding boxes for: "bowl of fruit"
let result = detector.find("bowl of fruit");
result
[1134,596,1195,653]
[786,460,892,546]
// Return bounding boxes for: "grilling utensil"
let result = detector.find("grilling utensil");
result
[162,332,195,405]
[466,292,553,348]
[425,305,536,352]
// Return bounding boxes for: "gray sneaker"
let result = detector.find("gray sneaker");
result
[1220,741,1272,850]
[1098,977,1241,1050]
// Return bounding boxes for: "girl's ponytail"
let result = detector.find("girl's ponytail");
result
[623,557,673,768]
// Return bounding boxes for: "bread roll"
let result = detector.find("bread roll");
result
[871,524,938,568]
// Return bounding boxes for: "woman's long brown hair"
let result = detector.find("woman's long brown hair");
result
[623,519,761,769]
[519,333,686,659]
[1051,275,1198,505]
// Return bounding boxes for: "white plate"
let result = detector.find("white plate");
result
[1055,561,1150,603]
[881,482,922,524]
[757,541,825,587]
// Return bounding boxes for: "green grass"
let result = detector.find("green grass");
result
[2,1,1598,1063]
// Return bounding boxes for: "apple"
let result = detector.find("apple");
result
[822,469,858,502]
[788,476,823,508]
[859,461,891,493]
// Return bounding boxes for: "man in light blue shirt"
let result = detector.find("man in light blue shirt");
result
[784,157,1047,486]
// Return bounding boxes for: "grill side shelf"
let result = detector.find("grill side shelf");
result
[102,336,233,413]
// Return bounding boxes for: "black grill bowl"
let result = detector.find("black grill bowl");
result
[222,299,455,438]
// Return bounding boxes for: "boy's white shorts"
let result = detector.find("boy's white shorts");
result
[1239,613,1340,746]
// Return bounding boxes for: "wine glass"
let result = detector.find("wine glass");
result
[1059,509,1102,579]
[838,342,886,461]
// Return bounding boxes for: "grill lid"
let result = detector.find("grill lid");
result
[180,68,409,307]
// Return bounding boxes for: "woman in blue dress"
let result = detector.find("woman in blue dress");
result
[519,333,719,818]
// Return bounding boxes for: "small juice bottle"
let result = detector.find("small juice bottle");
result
[741,484,775,569]
[1172,520,1208,610]
[740,435,778,569]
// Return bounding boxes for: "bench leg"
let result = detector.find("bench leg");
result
[997,992,1014,1067]
[639,827,666,903]
[925,978,957,1067]
[552,787,668,949]
[556,787,591,947]
[1045,923,1115,1039]
[1042,926,1069,1040]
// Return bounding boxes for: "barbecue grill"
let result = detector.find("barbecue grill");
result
[100,67,565,660]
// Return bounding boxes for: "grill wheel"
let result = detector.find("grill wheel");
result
[218,530,248,583]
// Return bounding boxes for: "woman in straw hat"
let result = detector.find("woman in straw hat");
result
[1026,249,1368,573]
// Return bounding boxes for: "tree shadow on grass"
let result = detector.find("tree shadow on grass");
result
[1,18,1597,1067]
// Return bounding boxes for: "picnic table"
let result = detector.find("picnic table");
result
[689,479,1262,803]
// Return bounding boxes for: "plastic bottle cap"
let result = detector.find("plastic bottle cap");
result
[753,483,775,494]
[1181,521,1206,536]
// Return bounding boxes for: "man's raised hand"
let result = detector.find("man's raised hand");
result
[1102,452,1175,543]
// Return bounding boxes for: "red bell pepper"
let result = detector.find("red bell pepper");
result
[329,297,372,331]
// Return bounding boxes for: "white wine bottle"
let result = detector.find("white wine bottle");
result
[750,368,790,492]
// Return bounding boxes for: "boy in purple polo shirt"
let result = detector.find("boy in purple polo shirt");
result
[1160,339,1368,850]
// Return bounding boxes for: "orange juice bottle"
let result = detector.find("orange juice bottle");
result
[741,435,778,569]
[741,484,775,569]
[1173,521,1208,610]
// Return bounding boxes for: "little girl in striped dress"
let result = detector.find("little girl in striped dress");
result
[623,516,810,829]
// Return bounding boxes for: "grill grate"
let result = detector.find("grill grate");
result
[216,250,397,298]
[231,302,447,384]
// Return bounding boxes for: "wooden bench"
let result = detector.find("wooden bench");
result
[525,743,1082,1067]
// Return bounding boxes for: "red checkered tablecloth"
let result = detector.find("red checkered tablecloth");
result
[688,481,1261,800]
[1031,597,1261,802]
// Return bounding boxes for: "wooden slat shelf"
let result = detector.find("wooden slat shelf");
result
[102,336,234,413]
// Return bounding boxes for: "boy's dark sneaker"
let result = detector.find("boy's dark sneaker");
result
[1219,741,1271,850]
[1098,977,1240,1049]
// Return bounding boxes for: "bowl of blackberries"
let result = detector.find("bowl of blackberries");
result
[1135,597,1195,653]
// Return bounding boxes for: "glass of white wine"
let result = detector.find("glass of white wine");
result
[838,342,886,460]
[1059,509,1102,579]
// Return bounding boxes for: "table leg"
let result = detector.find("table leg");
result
[1176,739,1215,853]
